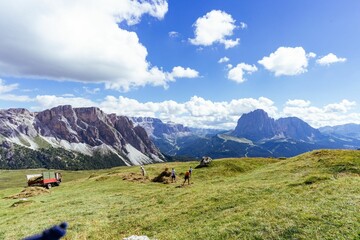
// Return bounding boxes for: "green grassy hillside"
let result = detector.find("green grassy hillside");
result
[0,149,359,239]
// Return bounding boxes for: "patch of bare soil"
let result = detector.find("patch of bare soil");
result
[10,199,35,208]
[122,172,148,183]
[5,187,50,199]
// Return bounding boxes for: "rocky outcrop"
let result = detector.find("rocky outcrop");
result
[195,156,212,168]
[0,108,37,138]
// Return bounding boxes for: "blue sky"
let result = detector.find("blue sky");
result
[0,0,359,129]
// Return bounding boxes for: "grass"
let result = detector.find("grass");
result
[0,149,359,239]
[18,136,31,147]
[33,135,52,149]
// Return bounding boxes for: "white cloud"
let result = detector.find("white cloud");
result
[285,99,311,108]
[62,94,75,97]
[168,66,199,80]
[307,52,317,58]
[189,10,239,49]
[316,53,347,66]
[0,79,18,94]
[0,94,33,102]
[239,22,247,29]
[168,31,179,38]
[0,0,196,91]
[283,99,358,127]
[324,99,355,113]
[0,79,33,102]
[228,63,258,83]
[27,95,276,129]
[218,57,230,63]
[83,87,101,95]
[226,64,233,69]
[3,87,360,129]
[258,47,311,76]
[30,95,360,129]
[34,95,96,110]
[220,38,240,49]
[101,96,278,129]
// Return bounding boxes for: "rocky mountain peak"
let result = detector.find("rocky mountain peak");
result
[131,117,191,138]
[277,117,321,141]
[6,108,32,116]
[0,106,164,168]
[232,109,277,141]
[232,109,321,142]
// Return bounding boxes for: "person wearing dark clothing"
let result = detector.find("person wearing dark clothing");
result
[183,171,190,185]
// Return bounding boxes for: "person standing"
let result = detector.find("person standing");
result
[171,168,176,183]
[189,166,193,177]
[140,166,146,177]
[183,171,190,185]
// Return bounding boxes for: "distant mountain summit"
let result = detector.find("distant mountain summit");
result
[277,117,322,141]
[232,109,322,142]
[319,123,360,140]
[130,117,191,139]
[130,117,198,156]
[232,109,277,141]
[164,109,360,159]
[0,106,164,169]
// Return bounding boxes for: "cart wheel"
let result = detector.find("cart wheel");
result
[46,183,52,189]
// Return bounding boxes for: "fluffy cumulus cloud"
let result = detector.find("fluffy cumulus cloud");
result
[316,53,347,66]
[227,63,258,83]
[324,99,356,113]
[189,10,240,49]
[168,66,199,80]
[32,94,360,129]
[283,99,359,127]
[34,95,96,110]
[258,47,312,76]
[3,83,360,129]
[29,94,277,129]
[0,0,198,91]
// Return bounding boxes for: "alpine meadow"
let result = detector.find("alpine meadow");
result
[1,150,360,239]
[1,1,360,240]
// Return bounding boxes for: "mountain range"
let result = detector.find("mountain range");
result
[0,106,163,169]
[133,109,360,159]
[1,106,360,169]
